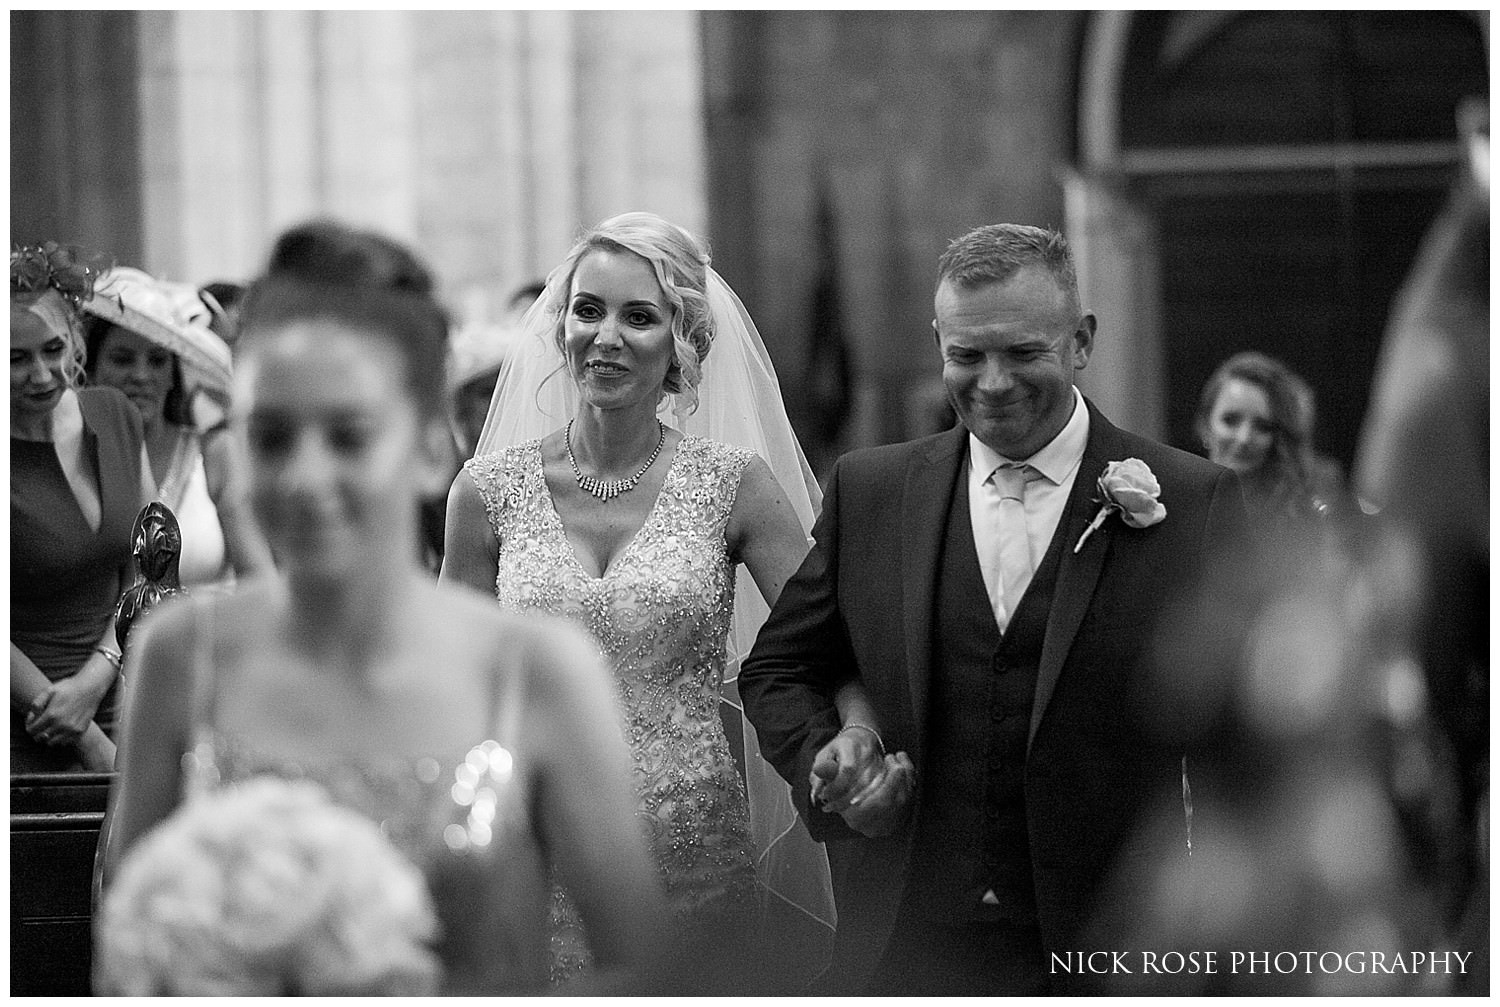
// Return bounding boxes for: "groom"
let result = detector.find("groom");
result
[739,223,1248,994]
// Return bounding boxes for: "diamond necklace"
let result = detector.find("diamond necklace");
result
[566,418,665,502]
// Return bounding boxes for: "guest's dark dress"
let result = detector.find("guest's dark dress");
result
[11,386,144,769]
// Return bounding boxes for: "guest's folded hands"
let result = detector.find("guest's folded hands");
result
[26,673,107,746]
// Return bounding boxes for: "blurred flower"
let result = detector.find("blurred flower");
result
[96,776,441,995]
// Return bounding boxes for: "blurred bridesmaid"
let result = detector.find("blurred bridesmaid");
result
[102,220,667,993]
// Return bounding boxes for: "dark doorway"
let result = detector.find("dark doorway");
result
[1116,11,1487,467]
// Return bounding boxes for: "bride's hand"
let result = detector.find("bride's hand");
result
[809,726,886,811]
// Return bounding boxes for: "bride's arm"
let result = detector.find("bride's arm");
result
[438,469,500,595]
[727,455,810,609]
[526,620,669,992]
[728,456,889,807]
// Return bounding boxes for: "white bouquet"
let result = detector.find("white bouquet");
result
[96,776,441,995]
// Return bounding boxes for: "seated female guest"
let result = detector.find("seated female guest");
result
[1195,350,1347,532]
[84,268,273,591]
[102,220,666,994]
[10,244,153,772]
[443,211,892,990]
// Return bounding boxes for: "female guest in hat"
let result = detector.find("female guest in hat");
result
[11,245,155,771]
[84,267,273,591]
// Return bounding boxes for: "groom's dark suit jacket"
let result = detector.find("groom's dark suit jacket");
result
[740,398,1249,992]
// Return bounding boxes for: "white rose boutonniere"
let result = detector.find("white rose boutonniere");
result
[1073,458,1167,553]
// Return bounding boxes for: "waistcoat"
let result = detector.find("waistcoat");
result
[902,466,1065,924]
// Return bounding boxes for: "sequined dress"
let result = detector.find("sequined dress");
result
[178,606,551,994]
[465,435,760,978]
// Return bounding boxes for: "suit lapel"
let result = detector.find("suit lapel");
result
[900,426,966,763]
[1028,399,1123,752]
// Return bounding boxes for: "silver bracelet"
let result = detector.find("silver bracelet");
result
[94,646,123,672]
[837,722,886,757]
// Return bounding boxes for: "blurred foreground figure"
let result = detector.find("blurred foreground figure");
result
[1090,106,1487,995]
[1095,523,1465,994]
[1353,105,1488,991]
[99,219,667,994]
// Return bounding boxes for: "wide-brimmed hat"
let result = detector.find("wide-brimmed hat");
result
[83,266,233,396]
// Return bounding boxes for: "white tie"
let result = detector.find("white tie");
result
[992,463,1034,629]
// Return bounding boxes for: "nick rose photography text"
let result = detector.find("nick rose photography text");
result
[1050,950,1473,976]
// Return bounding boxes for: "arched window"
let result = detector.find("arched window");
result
[1076,11,1486,463]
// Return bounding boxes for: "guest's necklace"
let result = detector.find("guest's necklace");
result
[566,418,665,502]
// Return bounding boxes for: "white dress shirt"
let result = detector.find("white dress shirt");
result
[968,386,1090,633]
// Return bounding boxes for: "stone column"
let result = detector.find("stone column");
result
[1068,10,1165,442]
[130,10,706,322]
[11,12,145,264]
[1064,169,1165,442]
[420,10,707,320]
[137,10,423,285]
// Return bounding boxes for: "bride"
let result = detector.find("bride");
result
[442,212,887,991]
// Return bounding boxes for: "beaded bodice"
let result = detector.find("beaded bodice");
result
[181,732,529,870]
[465,435,759,936]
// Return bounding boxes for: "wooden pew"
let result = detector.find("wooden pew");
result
[10,771,113,995]
[11,503,172,993]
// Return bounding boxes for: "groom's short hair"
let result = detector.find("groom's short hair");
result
[937,224,1079,309]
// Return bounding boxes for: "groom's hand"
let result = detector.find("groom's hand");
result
[835,752,915,838]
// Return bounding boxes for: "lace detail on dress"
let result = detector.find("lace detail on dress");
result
[466,435,761,981]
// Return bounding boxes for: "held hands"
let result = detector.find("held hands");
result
[809,725,916,838]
